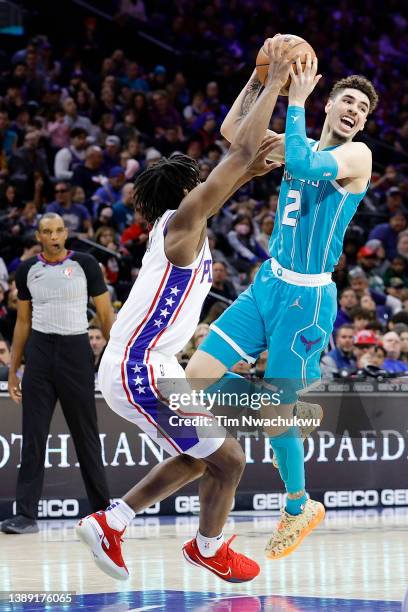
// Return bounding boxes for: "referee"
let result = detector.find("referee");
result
[2,213,115,534]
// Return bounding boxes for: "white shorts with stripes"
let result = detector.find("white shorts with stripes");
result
[98,345,226,459]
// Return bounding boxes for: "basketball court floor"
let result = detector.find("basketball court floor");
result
[0,508,406,611]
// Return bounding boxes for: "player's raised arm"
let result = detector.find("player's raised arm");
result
[285,55,372,182]
[165,37,296,267]
[220,69,263,143]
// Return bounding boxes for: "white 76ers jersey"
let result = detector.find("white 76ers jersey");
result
[109,210,213,358]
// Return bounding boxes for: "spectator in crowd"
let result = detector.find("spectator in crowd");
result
[71,146,104,201]
[256,213,274,253]
[349,267,401,316]
[88,324,107,372]
[350,306,376,332]
[382,331,408,373]
[399,330,408,363]
[53,127,88,180]
[102,135,122,174]
[120,210,149,266]
[0,285,18,343]
[149,90,182,136]
[182,323,210,360]
[202,301,228,326]
[7,237,41,274]
[321,324,357,378]
[353,330,379,369]
[0,110,17,157]
[397,230,408,262]
[0,335,11,367]
[46,181,93,237]
[62,97,93,134]
[92,166,126,216]
[144,147,162,167]
[382,256,407,287]
[112,182,135,233]
[201,261,237,319]
[8,130,49,198]
[368,212,407,260]
[227,215,268,273]
[333,288,358,330]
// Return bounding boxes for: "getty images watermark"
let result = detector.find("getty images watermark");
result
[167,390,321,429]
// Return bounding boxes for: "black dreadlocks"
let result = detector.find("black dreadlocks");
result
[133,154,200,223]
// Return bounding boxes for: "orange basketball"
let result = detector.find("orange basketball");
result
[256,34,317,96]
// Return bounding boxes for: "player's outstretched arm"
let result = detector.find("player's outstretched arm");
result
[220,58,285,163]
[285,55,372,182]
[220,69,263,143]
[165,38,295,267]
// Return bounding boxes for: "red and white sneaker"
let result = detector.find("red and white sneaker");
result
[182,535,260,583]
[75,511,129,581]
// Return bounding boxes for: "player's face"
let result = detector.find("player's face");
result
[325,88,370,139]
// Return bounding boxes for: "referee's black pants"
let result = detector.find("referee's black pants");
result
[17,330,110,519]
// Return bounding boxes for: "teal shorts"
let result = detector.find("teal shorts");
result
[199,260,337,402]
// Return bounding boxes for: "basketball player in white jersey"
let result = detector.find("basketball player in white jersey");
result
[76,38,299,583]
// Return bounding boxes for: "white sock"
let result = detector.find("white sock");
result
[105,500,135,531]
[196,530,225,558]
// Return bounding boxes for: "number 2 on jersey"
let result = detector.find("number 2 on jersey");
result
[282,189,300,227]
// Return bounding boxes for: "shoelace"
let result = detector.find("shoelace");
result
[222,535,256,571]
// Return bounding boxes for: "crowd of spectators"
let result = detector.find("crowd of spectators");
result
[0,0,407,382]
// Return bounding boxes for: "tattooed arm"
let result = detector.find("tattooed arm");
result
[220,69,285,163]
[220,70,262,142]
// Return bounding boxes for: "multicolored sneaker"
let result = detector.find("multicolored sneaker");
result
[75,511,129,580]
[265,498,325,559]
[183,535,260,583]
[272,401,323,468]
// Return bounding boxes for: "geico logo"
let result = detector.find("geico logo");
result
[174,496,235,513]
[253,493,286,511]
[175,496,200,513]
[37,499,79,517]
[324,490,379,508]
[381,489,408,506]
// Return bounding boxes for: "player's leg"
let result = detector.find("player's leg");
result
[122,454,206,512]
[259,281,336,559]
[187,283,266,385]
[186,285,266,533]
[76,349,256,582]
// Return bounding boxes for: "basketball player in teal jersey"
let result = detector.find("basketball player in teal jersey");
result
[186,41,378,559]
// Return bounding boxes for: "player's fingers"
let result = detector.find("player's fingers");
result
[270,134,283,143]
[269,161,282,170]
[305,52,312,72]
[262,140,277,155]
[314,74,323,86]
[289,64,297,80]
[295,56,303,77]
[311,56,318,76]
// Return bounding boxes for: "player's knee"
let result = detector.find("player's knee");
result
[219,439,246,483]
[181,454,207,478]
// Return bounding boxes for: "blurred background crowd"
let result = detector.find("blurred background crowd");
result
[0,0,407,381]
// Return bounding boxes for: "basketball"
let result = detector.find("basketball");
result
[256,34,317,95]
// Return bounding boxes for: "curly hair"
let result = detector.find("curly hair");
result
[329,75,379,114]
[133,153,200,223]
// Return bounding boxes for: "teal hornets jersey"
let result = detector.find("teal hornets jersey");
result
[269,141,367,274]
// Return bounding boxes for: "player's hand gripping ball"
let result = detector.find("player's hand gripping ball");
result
[256,34,317,95]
